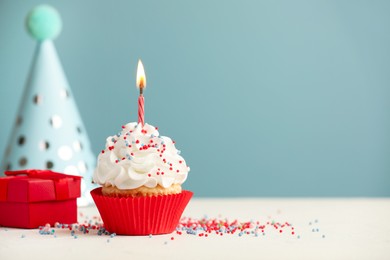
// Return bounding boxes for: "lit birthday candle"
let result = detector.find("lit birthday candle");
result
[136,59,146,126]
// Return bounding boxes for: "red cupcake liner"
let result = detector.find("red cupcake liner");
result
[91,187,193,235]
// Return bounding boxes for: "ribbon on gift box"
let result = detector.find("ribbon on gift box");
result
[0,169,81,201]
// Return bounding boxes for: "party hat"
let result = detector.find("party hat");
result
[1,5,96,205]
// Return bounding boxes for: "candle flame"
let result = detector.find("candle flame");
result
[136,59,146,89]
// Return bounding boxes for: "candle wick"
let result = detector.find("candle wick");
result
[140,87,143,95]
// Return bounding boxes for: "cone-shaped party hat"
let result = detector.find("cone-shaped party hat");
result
[1,5,96,205]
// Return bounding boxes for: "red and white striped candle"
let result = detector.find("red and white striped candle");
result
[136,59,146,126]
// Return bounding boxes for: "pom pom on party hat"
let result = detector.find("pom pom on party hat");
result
[1,5,96,205]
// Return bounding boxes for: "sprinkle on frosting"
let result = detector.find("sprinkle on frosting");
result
[93,122,190,190]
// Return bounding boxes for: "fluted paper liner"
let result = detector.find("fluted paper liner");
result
[91,188,193,235]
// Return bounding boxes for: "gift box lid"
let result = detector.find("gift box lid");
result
[0,169,81,203]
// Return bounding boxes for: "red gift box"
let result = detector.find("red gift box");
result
[0,169,81,228]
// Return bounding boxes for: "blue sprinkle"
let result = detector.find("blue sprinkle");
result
[297,235,301,239]
[316,228,319,232]
[74,235,78,239]
[322,235,325,238]
[315,219,318,223]
[177,150,181,155]
[21,234,25,238]
[107,239,110,243]
[186,229,197,235]
[54,235,57,238]
[164,241,168,245]
[149,234,152,238]
[262,232,265,236]
[312,229,315,232]
[309,222,312,225]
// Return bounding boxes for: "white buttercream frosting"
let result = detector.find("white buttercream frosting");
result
[93,122,190,189]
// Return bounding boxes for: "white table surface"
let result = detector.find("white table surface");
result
[1,198,389,260]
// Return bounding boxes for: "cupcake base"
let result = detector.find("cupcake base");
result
[91,187,193,235]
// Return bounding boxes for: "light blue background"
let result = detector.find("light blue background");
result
[1,0,389,197]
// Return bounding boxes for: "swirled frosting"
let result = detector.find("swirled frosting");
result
[93,122,190,190]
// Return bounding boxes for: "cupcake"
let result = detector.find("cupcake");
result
[91,122,192,235]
